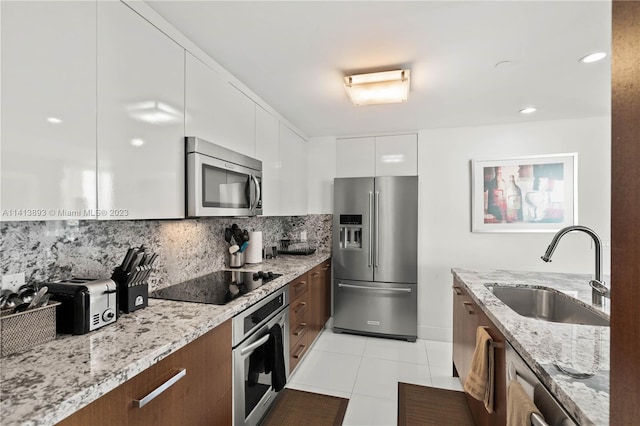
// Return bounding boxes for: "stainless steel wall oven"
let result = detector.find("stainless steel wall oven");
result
[232,287,289,426]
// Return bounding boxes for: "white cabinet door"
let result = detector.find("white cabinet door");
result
[255,106,281,216]
[375,134,418,176]
[1,1,96,221]
[279,124,308,216]
[307,137,336,214]
[97,1,185,220]
[185,53,256,157]
[336,137,375,177]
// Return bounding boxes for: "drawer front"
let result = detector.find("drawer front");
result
[289,308,309,349]
[289,290,309,324]
[289,337,309,373]
[289,274,309,301]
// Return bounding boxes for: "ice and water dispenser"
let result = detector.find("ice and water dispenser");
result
[338,215,363,249]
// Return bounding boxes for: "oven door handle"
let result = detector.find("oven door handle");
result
[240,334,270,357]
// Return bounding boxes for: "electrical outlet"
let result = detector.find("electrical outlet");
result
[300,230,307,242]
[2,273,25,293]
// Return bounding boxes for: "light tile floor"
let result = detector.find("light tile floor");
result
[286,329,463,426]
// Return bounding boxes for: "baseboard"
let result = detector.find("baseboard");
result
[417,326,452,342]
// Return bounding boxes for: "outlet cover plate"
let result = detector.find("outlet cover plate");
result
[2,273,25,293]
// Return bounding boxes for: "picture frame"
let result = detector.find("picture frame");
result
[471,153,578,233]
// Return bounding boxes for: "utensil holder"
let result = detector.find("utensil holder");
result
[0,301,60,357]
[229,251,245,268]
[111,267,149,314]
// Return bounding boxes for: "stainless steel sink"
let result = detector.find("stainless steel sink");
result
[486,285,610,326]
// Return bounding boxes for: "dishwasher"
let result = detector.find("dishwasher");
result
[505,342,577,426]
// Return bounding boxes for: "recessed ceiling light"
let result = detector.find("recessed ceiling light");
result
[130,138,145,147]
[46,117,62,124]
[579,52,607,63]
[519,107,537,114]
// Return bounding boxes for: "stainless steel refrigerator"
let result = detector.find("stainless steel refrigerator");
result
[332,176,418,342]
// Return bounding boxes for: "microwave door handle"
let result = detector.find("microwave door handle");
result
[250,174,261,211]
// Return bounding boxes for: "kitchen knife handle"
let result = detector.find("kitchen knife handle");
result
[133,369,186,408]
[368,191,374,267]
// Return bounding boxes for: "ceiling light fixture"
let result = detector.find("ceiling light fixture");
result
[344,69,410,106]
[519,107,537,114]
[46,117,62,124]
[579,52,607,63]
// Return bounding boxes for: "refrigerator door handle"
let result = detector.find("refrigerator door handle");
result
[338,283,412,293]
[369,191,374,267]
[375,191,380,267]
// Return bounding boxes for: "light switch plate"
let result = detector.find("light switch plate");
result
[2,273,25,293]
[300,231,307,242]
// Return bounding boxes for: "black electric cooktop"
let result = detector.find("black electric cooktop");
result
[149,270,282,305]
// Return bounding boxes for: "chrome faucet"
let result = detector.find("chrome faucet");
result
[541,225,610,307]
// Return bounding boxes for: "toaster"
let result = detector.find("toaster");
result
[46,278,118,335]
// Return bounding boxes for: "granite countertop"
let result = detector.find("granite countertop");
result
[452,268,609,426]
[0,253,330,426]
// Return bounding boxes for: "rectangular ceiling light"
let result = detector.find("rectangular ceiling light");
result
[344,69,410,106]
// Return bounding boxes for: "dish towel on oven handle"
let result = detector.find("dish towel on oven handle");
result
[264,323,286,392]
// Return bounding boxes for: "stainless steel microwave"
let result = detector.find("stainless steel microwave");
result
[186,137,262,217]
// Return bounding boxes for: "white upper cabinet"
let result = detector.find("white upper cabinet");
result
[375,134,418,176]
[1,1,97,221]
[307,137,337,214]
[336,137,375,177]
[97,1,185,220]
[255,106,281,216]
[336,134,417,178]
[185,53,256,157]
[279,124,308,216]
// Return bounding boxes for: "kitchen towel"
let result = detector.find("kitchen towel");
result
[245,231,262,264]
[507,379,543,426]
[463,326,495,413]
[265,323,286,392]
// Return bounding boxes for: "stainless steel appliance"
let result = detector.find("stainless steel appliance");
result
[333,176,418,341]
[186,136,262,217]
[46,278,118,335]
[149,270,282,306]
[232,287,289,426]
[505,342,576,425]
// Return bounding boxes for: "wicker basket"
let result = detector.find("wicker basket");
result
[0,301,59,357]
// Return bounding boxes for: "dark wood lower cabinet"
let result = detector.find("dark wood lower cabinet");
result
[289,258,332,374]
[57,320,232,426]
[452,277,506,426]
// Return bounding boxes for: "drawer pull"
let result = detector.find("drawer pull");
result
[294,323,307,336]
[312,271,320,277]
[452,286,463,296]
[133,368,186,408]
[463,301,474,315]
[294,281,307,288]
[293,344,307,359]
[294,302,307,315]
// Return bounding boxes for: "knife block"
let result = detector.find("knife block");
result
[111,267,149,314]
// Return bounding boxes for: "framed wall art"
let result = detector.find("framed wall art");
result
[471,153,578,233]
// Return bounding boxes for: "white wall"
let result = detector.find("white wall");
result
[417,116,611,341]
[307,136,336,214]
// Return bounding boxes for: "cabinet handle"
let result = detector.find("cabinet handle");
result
[133,369,186,408]
[312,272,320,278]
[294,281,307,288]
[294,323,307,336]
[452,286,463,296]
[294,302,307,316]
[293,344,307,359]
[463,301,474,315]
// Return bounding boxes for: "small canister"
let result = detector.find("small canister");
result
[229,252,245,268]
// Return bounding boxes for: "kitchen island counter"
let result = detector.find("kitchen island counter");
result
[452,268,609,426]
[0,253,330,426]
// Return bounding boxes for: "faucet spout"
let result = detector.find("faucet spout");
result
[540,225,607,306]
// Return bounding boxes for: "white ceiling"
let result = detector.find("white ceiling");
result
[146,1,611,138]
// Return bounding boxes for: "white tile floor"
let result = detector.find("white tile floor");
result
[286,329,463,426]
